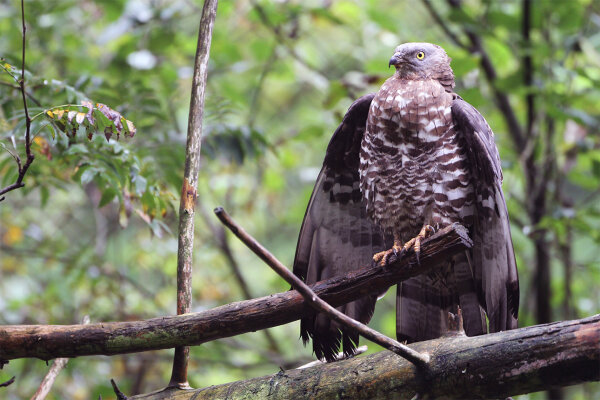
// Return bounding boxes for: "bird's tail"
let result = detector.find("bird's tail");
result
[396,251,485,342]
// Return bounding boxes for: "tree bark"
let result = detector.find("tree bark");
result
[128,315,600,399]
[0,224,470,361]
[170,0,219,388]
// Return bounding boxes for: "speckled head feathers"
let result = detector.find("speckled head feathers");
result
[388,42,455,89]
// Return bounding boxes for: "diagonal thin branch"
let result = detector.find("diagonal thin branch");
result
[0,224,472,361]
[198,202,283,356]
[420,0,467,49]
[0,376,15,388]
[425,0,526,151]
[213,207,430,369]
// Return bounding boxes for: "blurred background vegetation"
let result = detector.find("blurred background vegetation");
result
[0,0,598,398]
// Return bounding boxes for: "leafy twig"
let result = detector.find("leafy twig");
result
[214,207,430,369]
[0,0,35,202]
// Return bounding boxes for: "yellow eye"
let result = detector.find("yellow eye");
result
[416,51,425,60]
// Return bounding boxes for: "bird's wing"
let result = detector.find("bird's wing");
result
[451,96,519,332]
[293,93,390,361]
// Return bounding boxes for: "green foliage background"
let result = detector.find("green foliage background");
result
[0,0,598,398]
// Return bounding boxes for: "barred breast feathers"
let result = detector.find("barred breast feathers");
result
[359,77,469,232]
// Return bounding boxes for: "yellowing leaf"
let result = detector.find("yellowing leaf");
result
[2,225,23,245]
[67,110,78,123]
[125,119,136,137]
[46,110,54,118]
[34,137,52,160]
[81,100,95,124]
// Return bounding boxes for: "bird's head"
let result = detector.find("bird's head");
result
[388,42,455,87]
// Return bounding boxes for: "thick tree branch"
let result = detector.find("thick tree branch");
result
[214,207,430,369]
[30,316,89,400]
[0,224,471,361]
[128,315,600,399]
[169,0,218,389]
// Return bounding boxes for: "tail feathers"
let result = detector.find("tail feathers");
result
[396,252,486,342]
[396,274,454,343]
[301,295,377,362]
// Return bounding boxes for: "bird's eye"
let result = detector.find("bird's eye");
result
[416,51,425,60]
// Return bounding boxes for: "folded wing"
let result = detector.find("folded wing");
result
[452,96,519,332]
[293,94,391,361]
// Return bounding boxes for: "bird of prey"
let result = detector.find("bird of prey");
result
[293,42,519,362]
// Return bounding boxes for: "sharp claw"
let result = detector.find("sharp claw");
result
[398,247,406,259]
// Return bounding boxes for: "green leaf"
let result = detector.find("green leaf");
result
[98,188,118,207]
[133,175,147,195]
[45,123,56,140]
[40,185,49,207]
[80,168,98,185]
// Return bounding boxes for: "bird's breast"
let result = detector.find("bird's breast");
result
[359,78,471,233]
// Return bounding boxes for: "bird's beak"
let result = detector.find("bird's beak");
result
[388,53,402,68]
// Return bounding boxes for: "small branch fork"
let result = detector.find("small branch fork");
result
[214,207,430,369]
[0,0,35,202]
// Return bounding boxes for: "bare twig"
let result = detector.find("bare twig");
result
[437,0,526,151]
[30,316,90,400]
[0,0,35,202]
[213,207,430,369]
[169,0,219,389]
[198,202,283,355]
[248,44,278,128]
[0,81,42,106]
[111,379,129,400]
[250,0,324,75]
[420,0,467,49]
[0,376,15,388]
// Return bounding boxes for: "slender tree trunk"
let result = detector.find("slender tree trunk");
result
[169,0,219,389]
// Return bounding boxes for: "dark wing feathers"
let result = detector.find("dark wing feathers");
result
[452,96,519,332]
[295,93,519,360]
[293,94,390,361]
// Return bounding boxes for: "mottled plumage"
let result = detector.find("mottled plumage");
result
[293,43,519,361]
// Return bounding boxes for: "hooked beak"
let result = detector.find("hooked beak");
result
[388,53,402,68]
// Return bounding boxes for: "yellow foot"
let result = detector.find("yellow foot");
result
[400,225,435,264]
[372,241,403,266]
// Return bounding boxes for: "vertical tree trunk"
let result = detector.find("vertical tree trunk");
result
[169,0,219,389]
